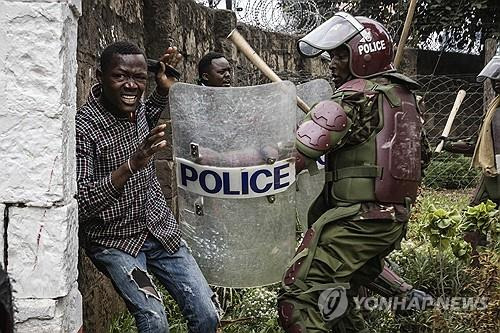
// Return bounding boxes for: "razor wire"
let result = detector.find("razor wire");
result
[194,0,408,39]
[195,0,326,34]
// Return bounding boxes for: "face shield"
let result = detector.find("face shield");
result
[477,56,500,82]
[297,12,366,58]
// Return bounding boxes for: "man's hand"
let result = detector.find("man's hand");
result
[156,46,183,96]
[442,136,476,155]
[129,124,168,172]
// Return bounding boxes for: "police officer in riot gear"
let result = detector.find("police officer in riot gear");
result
[442,54,500,264]
[278,13,429,332]
[444,55,500,205]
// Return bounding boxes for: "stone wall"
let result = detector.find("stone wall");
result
[0,0,82,331]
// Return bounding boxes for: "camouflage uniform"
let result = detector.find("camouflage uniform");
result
[278,13,426,333]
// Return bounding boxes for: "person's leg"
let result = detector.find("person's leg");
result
[278,216,405,333]
[87,245,168,333]
[145,238,219,333]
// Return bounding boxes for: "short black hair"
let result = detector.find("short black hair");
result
[198,51,226,79]
[99,41,145,73]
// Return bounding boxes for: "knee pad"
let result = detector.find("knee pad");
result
[278,300,306,333]
[283,229,315,286]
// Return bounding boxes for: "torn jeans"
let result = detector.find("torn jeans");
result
[87,236,219,333]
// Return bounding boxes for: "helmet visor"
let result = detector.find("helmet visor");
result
[298,12,364,58]
[477,56,500,82]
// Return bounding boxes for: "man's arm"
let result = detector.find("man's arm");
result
[145,47,182,128]
[76,130,122,220]
[442,136,476,155]
[145,90,169,130]
[295,100,352,174]
[76,124,168,220]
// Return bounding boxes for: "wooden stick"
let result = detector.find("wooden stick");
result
[435,89,467,153]
[394,0,417,69]
[227,28,311,113]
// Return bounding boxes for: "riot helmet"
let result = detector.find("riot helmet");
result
[477,56,500,82]
[298,12,395,78]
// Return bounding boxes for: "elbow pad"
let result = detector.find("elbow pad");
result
[296,100,351,159]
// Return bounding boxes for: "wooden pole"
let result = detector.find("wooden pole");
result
[394,0,418,69]
[227,28,311,113]
[435,89,467,153]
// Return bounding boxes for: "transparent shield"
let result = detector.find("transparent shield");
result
[295,79,333,231]
[169,81,297,287]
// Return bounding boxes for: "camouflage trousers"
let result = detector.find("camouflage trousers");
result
[277,204,406,333]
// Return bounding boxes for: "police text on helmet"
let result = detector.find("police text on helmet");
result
[358,40,386,55]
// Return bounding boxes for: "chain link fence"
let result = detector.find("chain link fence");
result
[416,74,483,189]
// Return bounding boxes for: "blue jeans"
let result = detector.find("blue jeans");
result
[87,236,219,333]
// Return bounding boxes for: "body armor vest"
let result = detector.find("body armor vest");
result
[327,78,422,204]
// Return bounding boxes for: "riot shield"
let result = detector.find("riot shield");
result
[169,81,297,287]
[295,79,333,230]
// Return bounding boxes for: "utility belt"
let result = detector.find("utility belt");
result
[323,165,413,216]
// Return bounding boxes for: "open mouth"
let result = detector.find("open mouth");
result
[121,94,138,105]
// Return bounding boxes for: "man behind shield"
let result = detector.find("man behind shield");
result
[197,51,232,87]
[278,13,428,332]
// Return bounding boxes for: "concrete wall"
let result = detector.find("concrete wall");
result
[0,0,82,331]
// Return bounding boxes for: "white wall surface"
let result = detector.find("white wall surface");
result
[0,0,82,331]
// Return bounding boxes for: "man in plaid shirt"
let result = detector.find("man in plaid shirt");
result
[76,41,218,332]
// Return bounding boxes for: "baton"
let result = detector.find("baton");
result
[435,89,466,153]
[227,29,311,113]
[394,0,417,69]
[147,59,181,80]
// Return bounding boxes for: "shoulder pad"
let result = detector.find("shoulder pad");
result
[311,100,348,132]
[337,79,370,92]
[382,72,421,90]
[295,99,351,159]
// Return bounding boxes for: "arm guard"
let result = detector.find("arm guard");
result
[296,100,351,160]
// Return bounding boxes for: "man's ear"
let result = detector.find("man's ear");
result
[202,72,209,82]
[96,68,103,84]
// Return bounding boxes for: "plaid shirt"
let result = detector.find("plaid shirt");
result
[76,84,181,256]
